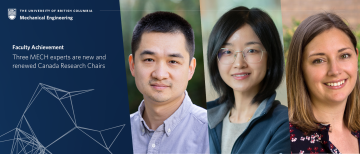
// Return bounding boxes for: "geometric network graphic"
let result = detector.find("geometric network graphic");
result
[0,83,125,154]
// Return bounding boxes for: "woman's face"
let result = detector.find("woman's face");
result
[302,28,358,104]
[217,24,268,94]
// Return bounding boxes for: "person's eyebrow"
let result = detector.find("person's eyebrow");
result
[222,41,261,46]
[308,53,325,57]
[168,53,184,58]
[308,47,353,57]
[338,47,352,52]
[140,50,155,56]
[223,42,233,46]
[245,41,261,46]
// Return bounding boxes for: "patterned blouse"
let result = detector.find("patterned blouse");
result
[289,122,360,154]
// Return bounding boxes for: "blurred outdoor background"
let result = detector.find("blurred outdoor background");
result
[120,0,206,113]
[200,0,288,106]
[281,0,360,74]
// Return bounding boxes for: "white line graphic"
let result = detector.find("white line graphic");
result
[0,83,125,154]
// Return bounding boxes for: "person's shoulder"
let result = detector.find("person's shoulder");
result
[206,98,221,109]
[189,104,208,125]
[130,111,140,121]
[263,100,289,127]
[289,122,303,133]
[289,122,312,142]
[270,100,289,117]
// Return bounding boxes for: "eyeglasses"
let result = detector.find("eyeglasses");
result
[217,45,264,64]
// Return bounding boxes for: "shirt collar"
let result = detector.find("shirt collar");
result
[137,100,148,136]
[137,91,193,136]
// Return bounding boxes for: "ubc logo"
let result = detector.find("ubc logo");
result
[8,8,16,20]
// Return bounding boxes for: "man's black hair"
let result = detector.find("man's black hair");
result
[207,6,284,108]
[131,11,195,62]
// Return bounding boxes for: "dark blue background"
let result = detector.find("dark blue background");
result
[0,0,133,153]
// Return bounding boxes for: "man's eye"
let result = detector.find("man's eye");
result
[313,59,324,64]
[144,58,154,62]
[169,60,178,64]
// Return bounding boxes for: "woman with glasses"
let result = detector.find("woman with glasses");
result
[206,6,290,153]
[287,13,360,153]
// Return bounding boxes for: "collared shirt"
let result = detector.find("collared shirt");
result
[130,91,209,154]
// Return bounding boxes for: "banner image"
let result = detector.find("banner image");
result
[1,0,360,153]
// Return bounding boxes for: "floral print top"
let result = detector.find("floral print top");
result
[289,122,360,154]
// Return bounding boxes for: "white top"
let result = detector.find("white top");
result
[221,99,268,154]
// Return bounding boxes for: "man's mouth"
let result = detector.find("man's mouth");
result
[149,81,171,90]
[151,84,169,87]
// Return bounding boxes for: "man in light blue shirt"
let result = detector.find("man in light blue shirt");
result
[128,11,209,154]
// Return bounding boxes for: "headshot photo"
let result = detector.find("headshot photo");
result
[284,1,360,153]
[200,0,290,153]
[120,0,209,153]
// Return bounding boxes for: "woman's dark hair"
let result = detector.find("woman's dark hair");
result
[207,6,284,108]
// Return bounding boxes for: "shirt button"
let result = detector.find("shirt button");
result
[142,129,144,133]
[167,128,171,133]
[152,144,155,148]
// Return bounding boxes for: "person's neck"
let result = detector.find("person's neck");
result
[142,93,185,130]
[311,98,347,132]
[230,88,260,123]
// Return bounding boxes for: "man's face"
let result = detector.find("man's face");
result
[129,32,196,104]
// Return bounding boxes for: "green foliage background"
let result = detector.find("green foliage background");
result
[355,26,360,70]
[120,0,206,113]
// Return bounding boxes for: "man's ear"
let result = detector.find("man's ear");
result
[188,57,196,80]
[356,48,359,55]
[129,54,135,77]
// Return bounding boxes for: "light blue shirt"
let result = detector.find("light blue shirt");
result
[130,91,209,154]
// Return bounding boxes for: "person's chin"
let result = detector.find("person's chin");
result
[325,93,349,104]
[148,92,171,102]
[231,86,249,93]
[151,96,171,103]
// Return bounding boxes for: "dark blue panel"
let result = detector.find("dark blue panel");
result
[0,0,133,153]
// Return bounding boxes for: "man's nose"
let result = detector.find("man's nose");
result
[152,62,170,80]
